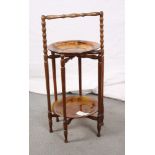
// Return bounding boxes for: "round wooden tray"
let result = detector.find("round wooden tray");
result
[52,96,98,118]
[48,40,100,54]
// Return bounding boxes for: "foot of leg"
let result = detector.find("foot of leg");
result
[48,113,53,132]
[64,130,68,143]
[64,122,68,143]
[49,119,53,133]
[56,116,59,122]
[97,124,101,137]
[97,117,101,137]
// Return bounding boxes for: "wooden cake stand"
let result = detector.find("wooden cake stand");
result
[41,12,104,143]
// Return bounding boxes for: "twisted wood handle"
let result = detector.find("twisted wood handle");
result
[43,12,101,20]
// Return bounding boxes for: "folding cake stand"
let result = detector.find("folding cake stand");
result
[41,11,104,143]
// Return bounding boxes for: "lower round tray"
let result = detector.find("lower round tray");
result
[52,96,98,118]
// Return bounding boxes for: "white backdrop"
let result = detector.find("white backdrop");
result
[29,0,124,100]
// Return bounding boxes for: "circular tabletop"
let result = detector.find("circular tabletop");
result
[48,40,100,54]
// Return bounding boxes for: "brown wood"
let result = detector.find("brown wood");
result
[97,55,103,137]
[41,15,53,132]
[64,56,75,63]
[66,118,74,125]
[100,11,104,55]
[51,52,59,122]
[48,52,99,58]
[100,11,104,125]
[45,12,100,20]
[61,55,68,143]
[96,11,104,135]
[48,40,100,54]
[51,52,58,101]
[87,115,98,121]
[80,54,99,59]
[78,57,82,96]
[52,96,98,118]
[48,54,60,59]
[41,11,104,143]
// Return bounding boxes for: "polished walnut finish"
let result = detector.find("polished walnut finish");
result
[48,40,100,54]
[52,96,98,118]
[41,11,104,143]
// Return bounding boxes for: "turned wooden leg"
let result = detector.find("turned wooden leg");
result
[51,52,60,122]
[101,55,104,126]
[44,59,53,133]
[97,116,102,137]
[97,54,102,137]
[78,57,82,96]
[64,121,68,143]
[101,98,104,126]
[100,11,104,127]
[48,113,53,132]
[61,55,68,143]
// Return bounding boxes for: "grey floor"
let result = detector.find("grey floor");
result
[30,92,125,155]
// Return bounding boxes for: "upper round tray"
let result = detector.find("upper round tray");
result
[48,40,100,54]
[52,96,98,118]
